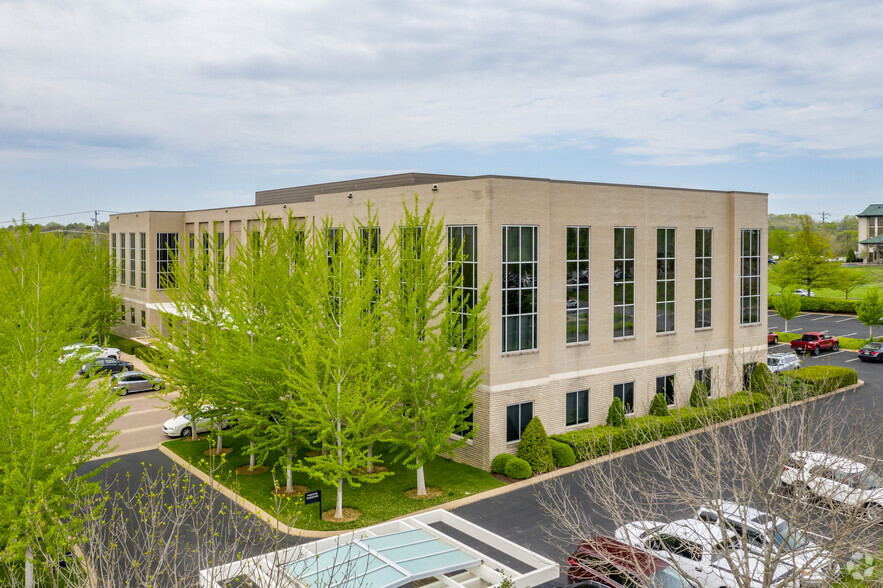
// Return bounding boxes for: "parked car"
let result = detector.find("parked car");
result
[695,500,839,586]
[567,536,698,588]
[780,452,883,520]
[162,405,228,438]
[790,333,839,356]
[615,519,795,588]
[111,370,164,395]
[857,341,883,362]
[768,332,779,345]
[767,353,801,374]
[794,290,814,297]
[60,343,120,363]
[77,357,134,377]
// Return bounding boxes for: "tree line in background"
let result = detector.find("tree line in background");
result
[148,199,490,521]
[768,212,857,259]
[2,220,109,238]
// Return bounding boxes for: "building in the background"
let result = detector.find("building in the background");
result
[110,173,768,469]
[857,204,883,262]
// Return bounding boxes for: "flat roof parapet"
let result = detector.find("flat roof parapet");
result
[254,173,470,206]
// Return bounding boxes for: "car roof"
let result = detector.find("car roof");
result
[790,451,867,473]
[767,353,797,360]
[698,500,781,530]
[862,341,883,348]
[660,519,732,547]
[575,536,666,576]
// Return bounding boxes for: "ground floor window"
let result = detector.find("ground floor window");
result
[566,389,589,427]
[130,307,135,324]
[695,368,712,396]
[613,382,634,415]
[141,310,147,328]
[656,375,675,406]
[506,401,533,442]
[743,362,757,391]
[120,304,126,321]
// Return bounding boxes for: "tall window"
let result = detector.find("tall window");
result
[614,227,635,338]
[695,228,712,329]
[740,229,761,325]
[656,374,675,406]
[216,232,225,275]
[506,401,533,442]
[566,389,589,427]
[743,362,758,391]
[111,234,117,276]
[448,226,478,348]
[141,310,146,328]
[130,307,135,325]
[129,232,135,286]
[695,368,712,397]
[656,228,675,333]
[156,233,178,290]
[119,233,126,285]
[502,226,538,353]
[566,226,590,343]
[120,304,125,321]
[139,232,147,289]
[613,382,634,415]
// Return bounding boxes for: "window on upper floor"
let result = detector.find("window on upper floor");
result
[502,225,537,353]
[695,228,712,329]
[740,229,761,325]
[566,226,590,344]
[614,228,635,338]
[656,228,675,333]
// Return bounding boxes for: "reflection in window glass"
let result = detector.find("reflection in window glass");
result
[502,226,538,352]
[695,228,712,328]
[566,389,589,426]
[741,229,761,324]
[506,401,533,442]
[614,228,635,338]
[657,228,675,333]
[566,227,590,343]
[614,382,634,414]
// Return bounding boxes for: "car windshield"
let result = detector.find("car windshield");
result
[772,521,808,550]
[650,566,695,588]
[863,343,883,350]
[845,470,883,489]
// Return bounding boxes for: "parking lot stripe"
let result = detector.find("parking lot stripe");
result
[810,315,832,321]
[845,358,859,362]
[841,332,856,337]
[835,317,854,322]
[861,455,883,463]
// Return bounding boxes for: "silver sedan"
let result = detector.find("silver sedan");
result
[111,370,164,395]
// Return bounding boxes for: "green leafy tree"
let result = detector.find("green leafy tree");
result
[856,287,883,340]
[516,417,554,474]
[772,288,802,333]
[772,216,840,295]
[384,199,490,496]
[767,228,791,258]
[286,216,394,520]
[0,224,124,586]
[69,236,121,344]
[830,267,872,299]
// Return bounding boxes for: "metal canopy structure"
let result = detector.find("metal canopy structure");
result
[199,509,559,588]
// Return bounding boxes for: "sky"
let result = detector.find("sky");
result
[1,0,882,226]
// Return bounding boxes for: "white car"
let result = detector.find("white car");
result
[60,343,120,363]
[767,353,801,374]
[162,405,228,438]
[780,452,883,520]
[615,519,795,588]
[794,290,815,298]
[695,500,839,586]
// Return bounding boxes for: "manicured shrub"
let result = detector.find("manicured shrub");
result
[750,363,775,395]
[782,365,857,395]
[648,393,670,417]
[606,397,626,427]
[504,456,532,480]
[549,439,576,468]
[799,297,858,314]
[516,417,555,474]
[491,453,514,474]
[689,381,709,407]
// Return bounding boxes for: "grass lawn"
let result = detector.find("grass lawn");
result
[163,433,505,531]
[769,265,883,299]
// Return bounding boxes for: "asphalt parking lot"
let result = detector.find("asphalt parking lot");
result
[768,309,877,341]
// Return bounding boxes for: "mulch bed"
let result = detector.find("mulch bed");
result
[235,465,269,475]
[405,487,443,500]
[273,485,309,498]
[322,507,361,523]
[204,448,233,456]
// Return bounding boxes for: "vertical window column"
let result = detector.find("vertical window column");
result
[613,382,634,415]
[695,228,712,329]
[156,233,179,290]
[740,229,761,325]
[129,232,135,286]
[656,228,675,333]
[119,233,126,285]
[566,226,590,344]
[139,232,147,289]
[448,226,478,348]
[613,228,635,338]
[502,226,538,353]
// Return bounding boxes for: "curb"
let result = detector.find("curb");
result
[158,378,864,538]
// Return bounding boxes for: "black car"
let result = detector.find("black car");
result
[78,357,134,376]
[858,341,883,362]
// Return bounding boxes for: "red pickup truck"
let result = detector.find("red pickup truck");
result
[790,332,839,355]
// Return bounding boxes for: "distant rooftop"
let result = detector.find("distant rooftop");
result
[857,204,883,217]
[255,173,468,206]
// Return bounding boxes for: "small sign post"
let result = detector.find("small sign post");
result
[304,489,322,518]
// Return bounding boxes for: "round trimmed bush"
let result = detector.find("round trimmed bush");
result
[550,439,576,467]
[491,453,514,474]
[606,397,626,427]
[648,393,670,417]
[516,417,555,474]
[504,456,532,480]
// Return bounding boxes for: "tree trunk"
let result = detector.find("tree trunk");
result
[191,419,198,441]
[249,440,256,470]
[216,433,223,453]
[336,478,344,519]
[417,464,426,496]
[367,444,374,473]
[25,545,34,588]
[286,448,294,492]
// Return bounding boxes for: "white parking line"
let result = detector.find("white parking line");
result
[841,332,857,338]
[114,424,160,434]
[836,317,854,323]
[787,328,804,333]
[860,455,883,464]
[811,315,833,321]
[846,358,860,363]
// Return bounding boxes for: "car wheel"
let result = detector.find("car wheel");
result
[833,343,839,351]
[773,336,778,344]
[119,387,128,396]
[180,426,192,438]
[813,346,820,356]
[152,383,161,391]
[780,482,794,496]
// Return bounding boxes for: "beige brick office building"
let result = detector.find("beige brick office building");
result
[110,173,768,470]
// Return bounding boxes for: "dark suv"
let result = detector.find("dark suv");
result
[78,357,134,377]
[567,536,698,588]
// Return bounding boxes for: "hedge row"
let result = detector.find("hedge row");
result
[780,366,857,394]
[767,296,859,314]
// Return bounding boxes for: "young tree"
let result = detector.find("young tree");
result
[856,287,883,340]
[771,287,801,333]
[772,216,840,295]
[286,216,394,520]
[540,389,883,588]
[0,224,124,586]
[384,199,490,496]
[830,267,872,299]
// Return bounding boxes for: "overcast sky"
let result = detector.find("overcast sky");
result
[2,0,881,225]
